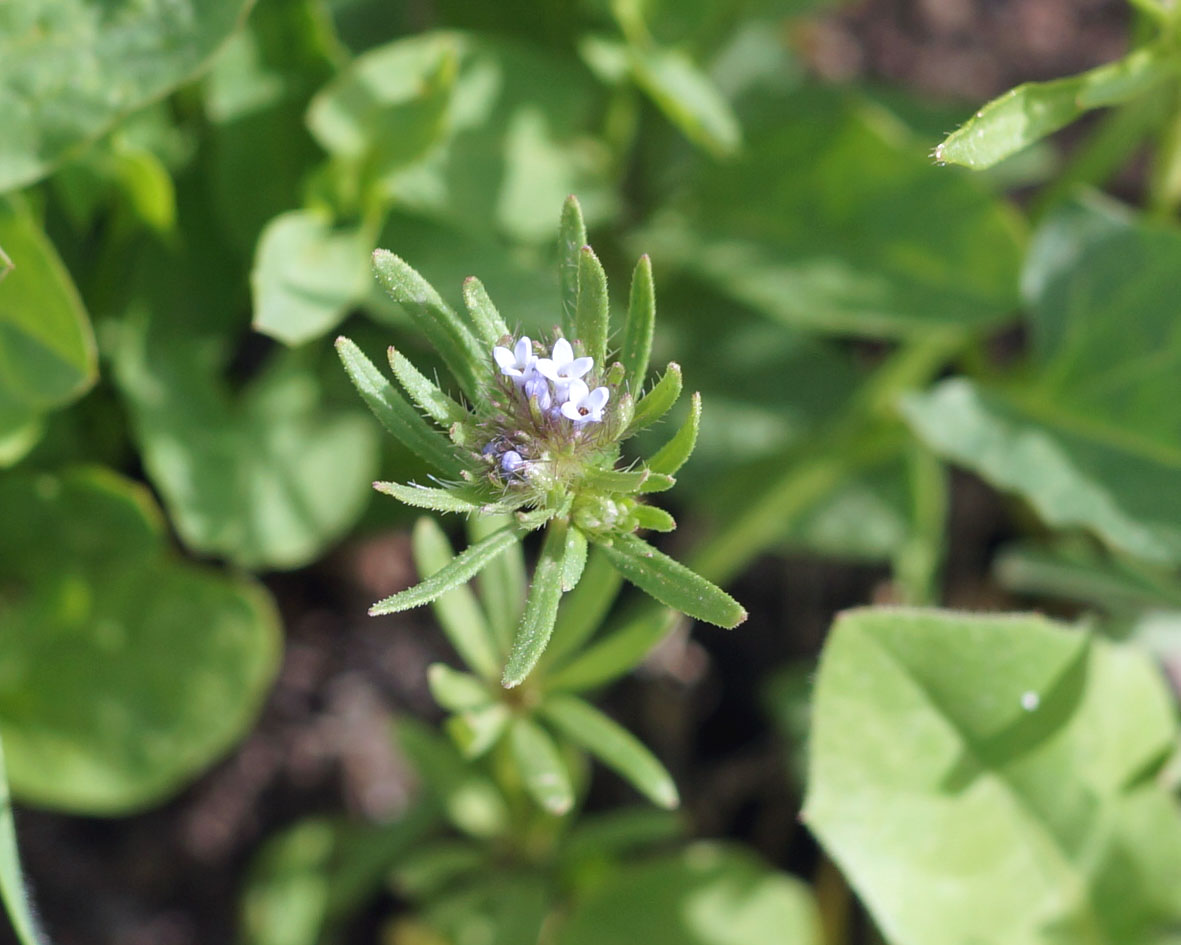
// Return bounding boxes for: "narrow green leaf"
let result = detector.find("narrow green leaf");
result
[462,277,511,348]
[387,347,468,425]
[508,718,574,815]
[636,472,676,493]
[373,481,481,514]
[621,254,655,389]
[447,704,511,759]
[0,243,11,282]
[625,363,682,436]
[371,521,518,618]
[631,505,676,532]
[335,336,463,477]
[427,664,493,712]
[935,45,1174,170]
[582,467,651,493]
[647,393,700,476]
[371,250,484,399]
[600,534,747,628]
[0,736,44,945]
[542,694,678,809]
[411,518,503,680]
[558,196,587,337]
[575,245,609,370]
[503,520,570,688]
[470,514,526,656]
[562,527,589,592]
[547,605,678,692]
[543,549,624,670]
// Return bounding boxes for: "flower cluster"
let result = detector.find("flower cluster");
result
[484,334,615,485]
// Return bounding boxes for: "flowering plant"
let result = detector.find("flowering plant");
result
[336,197,745,689]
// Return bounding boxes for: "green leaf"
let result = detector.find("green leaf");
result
[413,518,502,681]
[599,534,746,628]
[335,336,464,478]
[0,468,280,813]
[251,209,372,346]
[508,717,574,815]
[373,480,482,514]
[387,346,468,426]
[0,195,97,416]
[902,196,1181,566]
[625,363,683,436]
[621,254,655,390]
[935,45,1176,170]
[427,664,492,712]
[463,276,511,348]
[503,520,570,688]
[641,87,1022,338]
[631,505,676,532]
[646,393,701,476]
[0,736,43,945]
[562,526,589,592]
[558,195,588,337]
[0,0,252,191]
[804,608,1181,945]
[371,249,485,400]
[575,245,610,371]
[470,514,526,657]
[542,694,678,809]
[543,548,624,670]
[446,704,511,759]
[547,606,678,692]
[373,521,518,617]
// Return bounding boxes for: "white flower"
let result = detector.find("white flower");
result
[560,379,610,425]
[536,338,593,397]
[493,337,536,384]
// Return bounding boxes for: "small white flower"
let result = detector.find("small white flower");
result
[493,337,536,384]
[523,374,553,410]
[536,338,593,397]
[560,379,610,425]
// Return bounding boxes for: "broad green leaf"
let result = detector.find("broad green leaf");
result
[543,694,678,809]
[387,346,468,426]
[629,45,742,159]
[508,717,574,815]
[625,363,683,436]
[543,548,624,671]
[555,843,820,945]
[0,0,252,191]
[642,87,1022,338]
[503,520,570,688]
[470,514,526,656]
[0,736,42,945]
[116,323,377,570]
[252,210,371,346]
[371,522,519,617]
[373,480,481,514]
[575,245,609,371]
[621,254,655,390]
[599,534,747,628]
[804,608,1181,945]
[371,250,485,400]
[903,195,1181,566]
[0,468,280,813]
[559,195,588,337]
[935,45,1176,170]
[0,195,96,415]
[462,277,511,348]
[646,392,701,476]
[413,518,501,681]
[427,664,492,712]
[335,336,464,478]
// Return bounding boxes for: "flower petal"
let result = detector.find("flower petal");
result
[551,337,573,366]
[514,337,534,365]
[493,346,517,370]
[567,356,594,379]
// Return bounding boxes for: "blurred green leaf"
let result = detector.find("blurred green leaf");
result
[0,468,280,813]
[470,513,526,656]
[0,195,96,421]
[0,0,252,191]
[253,210,371,346]
[555,842,820,945]
[508,716,574,815]
[115,318,378,570]
[630,44,742,158]
[935,45,1176,170]
[415,874,550,945]
[0,736,42,945]
[643,88,1023,338]
[904,196,1181,566]
[804,608,1181,945]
